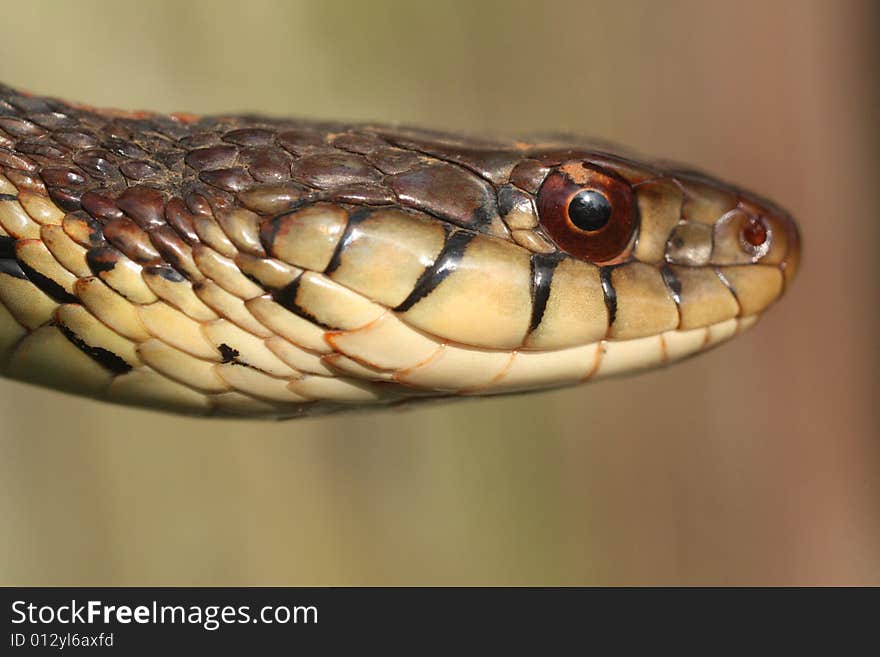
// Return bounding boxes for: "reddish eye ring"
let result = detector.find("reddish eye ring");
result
[536,161,637,264]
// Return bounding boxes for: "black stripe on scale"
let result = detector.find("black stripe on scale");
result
[152,265,186,283]
[272,274,302,310]
[86,247,118,275]
[259,196,328,257]
[324,207,372,275]
[394,229,473,313]
[271,273,334,330]
[599,266,617,327]
[57,323,132,375]
[0,234,16,260]
[0,193,18,202]
[17,260,78,304]
[0,236,25,279]
[0,235,78,302]
[528,252,563,333]
[0,257,26,279]
[714,267,740,303]
[218,343,240,363]
[660,265,682,306]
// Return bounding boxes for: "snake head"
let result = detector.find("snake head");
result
[0,87,802,416]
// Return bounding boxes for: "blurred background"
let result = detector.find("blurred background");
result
[0,0,876,585]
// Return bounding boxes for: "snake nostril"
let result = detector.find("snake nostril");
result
[742,217,768,247]
[739,216,771,259]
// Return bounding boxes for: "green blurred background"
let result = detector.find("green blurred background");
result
[0,0,877,585]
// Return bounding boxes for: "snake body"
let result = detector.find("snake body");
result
[0,84,800,418]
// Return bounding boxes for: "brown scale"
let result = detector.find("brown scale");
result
[81,190,124,222]
[237,182,306,214]
[364,146,424,175]
[163,197,199,242]
[276,129,328,155]
[222,128,276,147]
[185,145,238,171]
[388,161,498,229]
[116,186,166,229]
[102,216,159,262]
[148,225,202,281]
[199,167,253,193]
[290,151,382,189]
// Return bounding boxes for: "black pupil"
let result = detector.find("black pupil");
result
[568,190,612,232]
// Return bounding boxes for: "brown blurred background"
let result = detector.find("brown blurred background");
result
[0,0,876,585]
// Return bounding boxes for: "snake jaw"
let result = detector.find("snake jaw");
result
[0,84,802,417]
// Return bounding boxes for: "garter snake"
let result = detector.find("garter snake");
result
[0,85,801,418]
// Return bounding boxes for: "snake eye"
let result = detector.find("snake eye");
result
[537,161,637,264]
